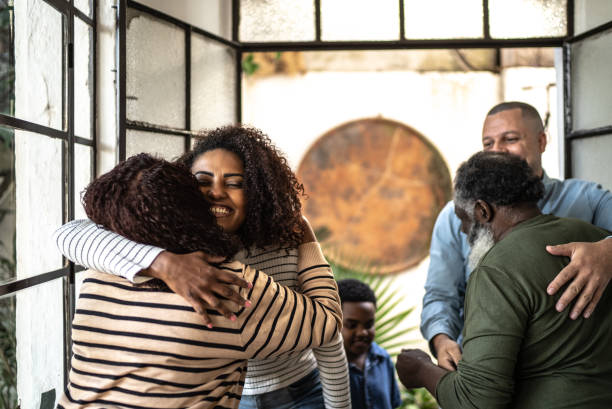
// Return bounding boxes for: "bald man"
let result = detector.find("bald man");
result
[421,101,612,371]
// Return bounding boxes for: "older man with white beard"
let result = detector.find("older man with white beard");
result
[396,151,612,409]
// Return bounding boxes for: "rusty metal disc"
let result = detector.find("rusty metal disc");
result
[297,117,451,274]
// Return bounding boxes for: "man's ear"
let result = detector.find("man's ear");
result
[474,199,493,223]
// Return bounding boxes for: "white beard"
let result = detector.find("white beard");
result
[467,224,495,271]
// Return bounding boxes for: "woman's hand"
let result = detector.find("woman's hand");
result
[141,251,251,327]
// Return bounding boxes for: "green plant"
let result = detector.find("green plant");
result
[329,258,437,409]
[242,53,260,76]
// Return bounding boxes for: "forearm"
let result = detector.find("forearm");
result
[312,334,351,409]
[240,243,342,358]
[53,219,163,282]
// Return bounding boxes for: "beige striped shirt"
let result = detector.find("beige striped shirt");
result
[58,242,341,409]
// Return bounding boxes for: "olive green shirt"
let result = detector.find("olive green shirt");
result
[437,214,612,409]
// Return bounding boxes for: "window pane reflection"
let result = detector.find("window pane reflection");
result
[239,0,315,42]
[571,28,612,131]
[321,0,399,41]
[13,0,65,130]
[127,8,186,129]
[572,134,612,190]
[126,129,186,161]
[489,0,567,38]
[404,0,483,39]
[74,17,93,139]
[191,34,236,130]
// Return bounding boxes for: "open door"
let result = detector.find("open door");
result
[563,9,612,189]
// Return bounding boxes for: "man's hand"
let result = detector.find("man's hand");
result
[432,333,462,371]
[546,238,612,319]
[141,251,251,327]
[396,349,447,396]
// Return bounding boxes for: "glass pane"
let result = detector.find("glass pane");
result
[239,0,315,42]
[74,144,93,220]
[14,131,63,279]
[13,0,65,130]
[489,0,567,38]
[0,294,17,408]
[74,17,93,139]
[15,278,65,409]
[191,34,236,131]
[75,0,92,18]
[404,0,483,39]
[572,134,612,190]
[574,0,612,35]
[571,28,612,131]
[126,129,186,161]
[127,8,185,128]
[321,0,399,41]
[0,126,15,283]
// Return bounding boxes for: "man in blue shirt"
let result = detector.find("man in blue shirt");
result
[420,101,612,370]
[338,279,402,409]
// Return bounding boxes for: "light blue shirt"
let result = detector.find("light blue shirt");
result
[420,173,612,348]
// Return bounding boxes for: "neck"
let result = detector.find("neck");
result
[495,203,541,242]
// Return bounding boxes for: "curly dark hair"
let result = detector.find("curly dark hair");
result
[82,153,239,258]
[454,151,544,209]
[337,279,377,307]
[177,125,305,250]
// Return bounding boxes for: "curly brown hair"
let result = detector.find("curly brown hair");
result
[82,153,239,258]
[177,125,305,250]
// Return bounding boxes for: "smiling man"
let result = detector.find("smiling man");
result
[398,151,612,409]
[421,101,612,371]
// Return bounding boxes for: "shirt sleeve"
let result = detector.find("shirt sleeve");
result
[436,265,528,409]
[420,201,468,349]
[312,334,352,409]
[586,182,612,232]
[52,219,164,283]
[238,242,343,359]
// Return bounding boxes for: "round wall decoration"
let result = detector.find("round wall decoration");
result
[297,117,452,274]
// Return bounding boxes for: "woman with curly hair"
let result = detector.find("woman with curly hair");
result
[55,125,351,409]
[57,153,342,409]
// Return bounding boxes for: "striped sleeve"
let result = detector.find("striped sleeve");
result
[53,219,163,283]
[312,334,351,409]
[239,242,342,358]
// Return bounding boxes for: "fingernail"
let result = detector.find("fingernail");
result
[556,302,564,311]
[244,300,252,308]
[207,323,213,329]
[230,314,237,321]
[584,311,591,319]
[547,286,554,295]
[247,282,253,289]
[570,312,578,320]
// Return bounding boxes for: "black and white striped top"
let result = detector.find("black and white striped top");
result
[57,243,341,409]
[54,220,351,408]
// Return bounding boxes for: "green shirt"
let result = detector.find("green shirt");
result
[437,214,612,409]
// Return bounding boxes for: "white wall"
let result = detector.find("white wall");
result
[136,0,232,39]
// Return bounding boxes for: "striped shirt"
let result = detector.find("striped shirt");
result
[57,242,341,409]
[54,220,351,408]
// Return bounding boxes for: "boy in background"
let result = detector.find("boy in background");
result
[337,279,402,409]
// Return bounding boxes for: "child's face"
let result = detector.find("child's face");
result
[341,301,376,359]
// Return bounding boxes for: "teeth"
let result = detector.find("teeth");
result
[211,206,230,216]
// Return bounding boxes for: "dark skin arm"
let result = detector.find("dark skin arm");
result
[396,349,448,399]
[140,250,251,327]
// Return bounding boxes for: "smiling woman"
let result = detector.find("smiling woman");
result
[192,149,247,233]
[54,125,351,408]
